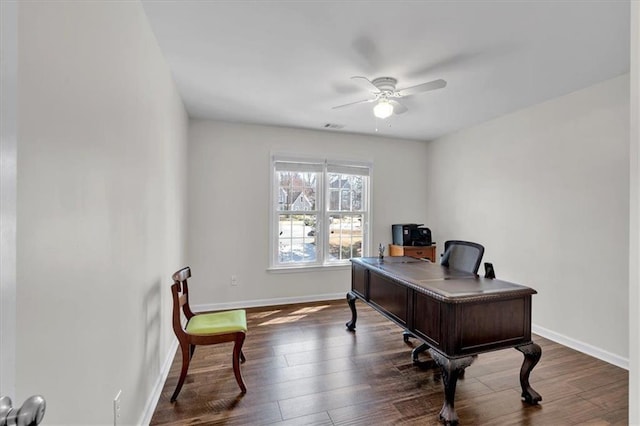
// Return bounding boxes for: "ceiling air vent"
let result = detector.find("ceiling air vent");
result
[322,123,344,130]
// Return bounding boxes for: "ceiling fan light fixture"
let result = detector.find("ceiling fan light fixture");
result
[373,99,394,119]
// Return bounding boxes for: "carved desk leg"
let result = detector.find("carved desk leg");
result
[428,349,475,425]
[346,291,357,331]
[515,343,542,404]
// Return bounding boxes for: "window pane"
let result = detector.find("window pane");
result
[277,171,317,211]
[328,214,363,261]
[272,157,370,268]
[328,174,364,212]
[278,214,317,263]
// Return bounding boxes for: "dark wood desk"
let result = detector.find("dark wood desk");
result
[346,257,541,425]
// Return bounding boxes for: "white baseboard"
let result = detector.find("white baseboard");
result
[532,324,628,370]
[192,292,346,312]
[138,338,178,426]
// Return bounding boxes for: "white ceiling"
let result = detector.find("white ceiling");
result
[141,1,630,141]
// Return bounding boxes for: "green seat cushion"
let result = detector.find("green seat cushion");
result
[186,309,247,336]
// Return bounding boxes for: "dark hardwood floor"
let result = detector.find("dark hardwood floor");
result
[150,299,628,425]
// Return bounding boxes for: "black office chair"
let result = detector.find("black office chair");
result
[440,240,485,274]
[406,240,485,363]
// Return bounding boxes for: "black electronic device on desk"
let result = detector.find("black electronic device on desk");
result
[392,224,432,246]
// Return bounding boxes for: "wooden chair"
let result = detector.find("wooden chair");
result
[170,266,247,402]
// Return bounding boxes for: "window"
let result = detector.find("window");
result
[271,156,371,269]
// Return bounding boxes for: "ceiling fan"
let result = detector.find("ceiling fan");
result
[332,76,447,119]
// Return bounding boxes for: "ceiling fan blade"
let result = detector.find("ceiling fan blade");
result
[332,98,375,110]
[397,79,447,97]
[389,100,408,114]
[350,76,380,93]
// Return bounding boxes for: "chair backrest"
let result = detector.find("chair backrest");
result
[440,240,485,275]
[172,266,191,287]
[171,267,196,337]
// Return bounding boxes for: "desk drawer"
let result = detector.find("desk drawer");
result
[413,292,441,348]
[369,272,408,325]
[351,263,368,298]
[403,246,436,261]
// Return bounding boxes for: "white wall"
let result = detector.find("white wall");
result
[17,2,188,424]
[629,2,639,423]
[187,120,429,307]
[0,0,18,399]
[425,75,630,365]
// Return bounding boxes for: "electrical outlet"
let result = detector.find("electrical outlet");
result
[231,275,238,286]
[113,390,121,426]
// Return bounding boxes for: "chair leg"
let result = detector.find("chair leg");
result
[403,330,416,343]
[189,344,196,360]
[170,341,191,402]
[232,333,247,393]
[412,343,429,363]
[240,350,246,364]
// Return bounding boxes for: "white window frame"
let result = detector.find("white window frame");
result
[269,154,371,270]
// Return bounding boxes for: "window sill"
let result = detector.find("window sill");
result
[267,263,352,273]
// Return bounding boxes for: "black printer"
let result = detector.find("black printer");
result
[392,224,432,246]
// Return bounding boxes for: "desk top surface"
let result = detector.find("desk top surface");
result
[352,257,536,303]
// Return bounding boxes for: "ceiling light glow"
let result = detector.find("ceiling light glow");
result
[373,99,394,119]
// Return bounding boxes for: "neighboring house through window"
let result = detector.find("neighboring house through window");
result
[271,155,371,269]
